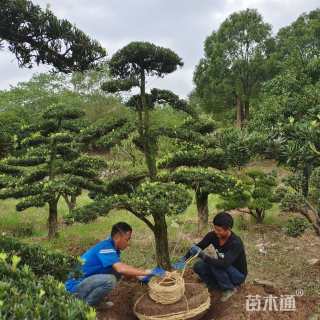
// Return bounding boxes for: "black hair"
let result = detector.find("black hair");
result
[111,222,132,237]
[213,211,233,229]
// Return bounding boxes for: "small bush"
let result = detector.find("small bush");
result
[0,236,81,281]
[4,221,35,237]
[283,217,310,237]
[0,253,96,320]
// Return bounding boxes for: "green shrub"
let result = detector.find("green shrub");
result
[0,253,96,320]
[0,220,35,237]
[0,236,81,281]
[283,217,310,237]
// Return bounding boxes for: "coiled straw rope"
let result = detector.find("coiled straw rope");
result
[134,253,211,320]
[148,271,185,304]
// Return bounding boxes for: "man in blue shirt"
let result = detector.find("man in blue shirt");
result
[65,222,163,307]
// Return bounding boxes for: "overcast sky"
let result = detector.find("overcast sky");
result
[1,0,319,97]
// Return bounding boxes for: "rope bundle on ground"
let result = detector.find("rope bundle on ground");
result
[133,253,211,320]
[148,271,185,304]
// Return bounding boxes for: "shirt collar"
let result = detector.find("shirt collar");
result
[108,236,120,254]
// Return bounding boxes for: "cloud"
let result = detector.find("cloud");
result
[0,0,319,97]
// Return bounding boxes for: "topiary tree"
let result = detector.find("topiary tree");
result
[103,41,185,179]
[220,169,278,224]
[0,104,107,239]
[159,166,245,232]
[66,41,195,269]
[0,0,105,73]
[158,122,255,232]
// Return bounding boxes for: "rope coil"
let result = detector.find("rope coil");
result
[133,252,211,320]
[147,254,198,305]
[148,271,185,304]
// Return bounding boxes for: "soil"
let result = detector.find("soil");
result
[134,282,209,318]
[96,269,320,320]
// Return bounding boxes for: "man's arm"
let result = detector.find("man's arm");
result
[112,262,151,277]
[199,241,242,269]
[184,232,216,259]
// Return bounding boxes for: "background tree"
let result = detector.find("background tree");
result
[0,0,106,72]
[157,119,254,232]
[276,9,320,83]
[0,104,107,239]
[193,9,276,127]
[249,71,320,198]
[221,169,278,224]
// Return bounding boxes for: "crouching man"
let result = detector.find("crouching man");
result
[65,222,163,308]
[185,211,247,302]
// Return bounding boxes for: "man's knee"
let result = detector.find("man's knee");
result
[104,274,117,291]
[193,260,209,275]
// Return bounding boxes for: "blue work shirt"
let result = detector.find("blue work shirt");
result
[65,236,121,293]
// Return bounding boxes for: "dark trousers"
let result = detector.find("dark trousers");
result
[193,260,245,290]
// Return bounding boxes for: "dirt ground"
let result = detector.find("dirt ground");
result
[96,269,320,320]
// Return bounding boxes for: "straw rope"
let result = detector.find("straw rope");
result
[133,252,211,320]
[148,271,185,304]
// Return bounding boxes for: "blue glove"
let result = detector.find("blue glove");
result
[150,267,166,277]
[189,245,202,257]
[172,257,186,270]
[139,267,166,284]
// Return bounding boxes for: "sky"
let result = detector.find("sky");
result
[0,0,319,97]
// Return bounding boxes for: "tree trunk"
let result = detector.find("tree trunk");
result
[302,165,312,198]
[153,213,171,270]
[314,219,320,236]
[301,204,320,237]
[140,69,157,180]
[63,194,77,214]
[244,99,249,122]
[249,209,264,224]
[236,96,242,128]
[254,209,265,224]
[48,199,58,239]
[196,191,209,233]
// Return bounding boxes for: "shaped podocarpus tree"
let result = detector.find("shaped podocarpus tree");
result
[67,42,195,269]
[0,0,105,72]
[0,104,107,239]
[158,122,254,232]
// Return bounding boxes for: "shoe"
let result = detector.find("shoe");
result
[220,288,237,302]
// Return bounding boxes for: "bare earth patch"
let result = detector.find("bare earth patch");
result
[96,269,319,320]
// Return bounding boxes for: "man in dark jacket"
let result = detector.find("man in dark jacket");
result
[186,211,247,302]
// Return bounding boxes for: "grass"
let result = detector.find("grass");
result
[1,171,319,296]
[0,191,268,260]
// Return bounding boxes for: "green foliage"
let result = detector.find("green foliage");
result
[108,42,183,79]
[194,8,276,122]
[221,170,278,223]
[0,0,105,72]
[276,9,320,82]
[101,78,139,93]
[158,145,226,169]
[0,236,80,281]
[159,167,236,195]
[66,181,191,225]
[0,104,107,238]
[0,253,95,320]
[283,217,310,237]
[250,64,320,196]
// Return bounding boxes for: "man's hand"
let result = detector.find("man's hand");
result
[189,244,202,257]
[172,256,186,270]
[150,267,166,277]
[138,267,166,283]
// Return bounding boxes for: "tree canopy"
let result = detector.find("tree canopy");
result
[0,0,106,72]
